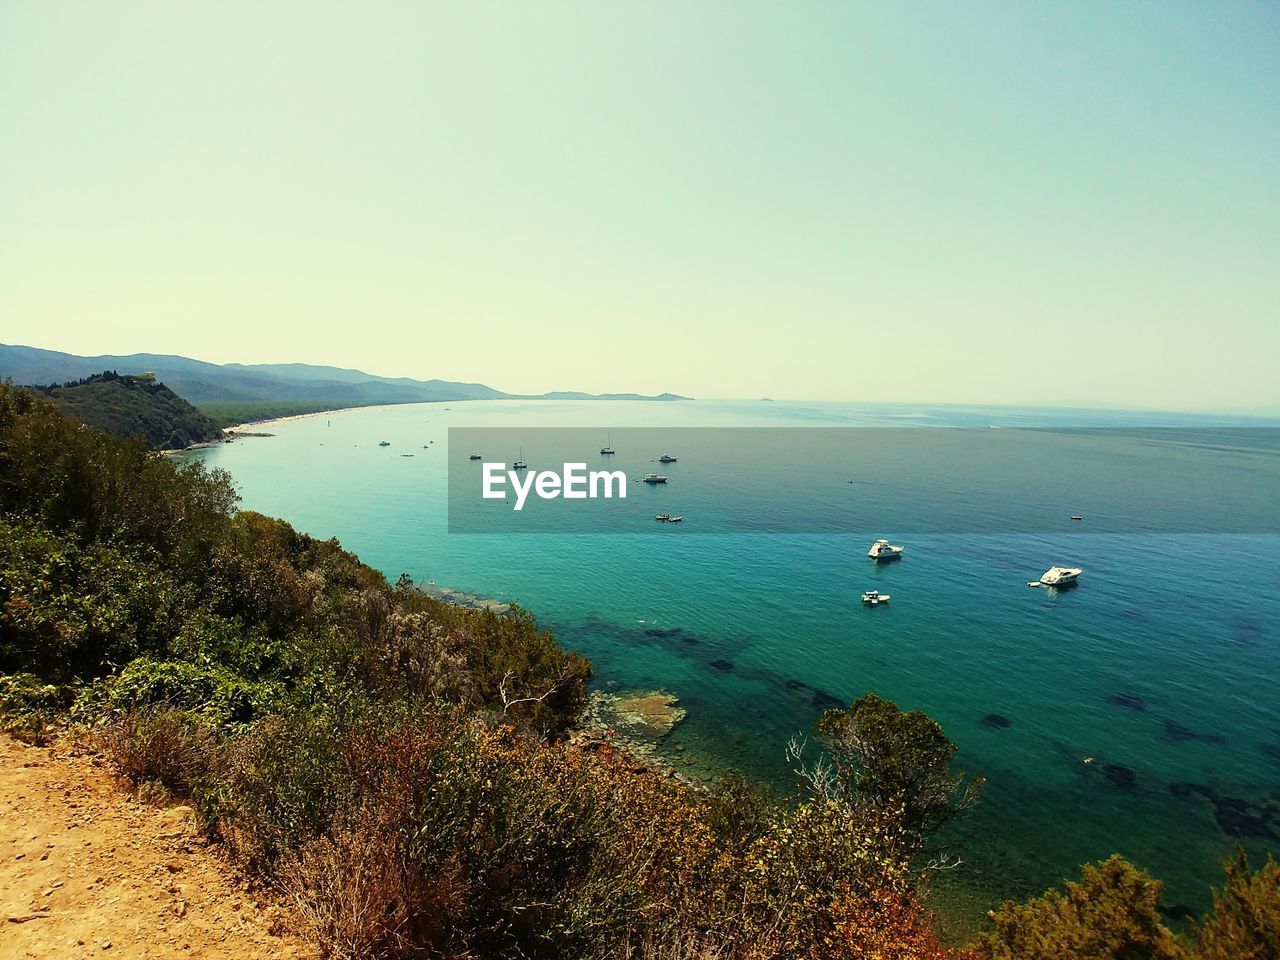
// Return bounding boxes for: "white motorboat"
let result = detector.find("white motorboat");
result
[658,453,678,463]
[861,590,891,605]
[642,473,668,484]
[1039,566,1082,587]
[867,539,905,560]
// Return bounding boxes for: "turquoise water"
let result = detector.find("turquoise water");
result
[189,400,1280,926]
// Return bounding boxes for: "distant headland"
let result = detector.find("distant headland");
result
[0,343,692,427]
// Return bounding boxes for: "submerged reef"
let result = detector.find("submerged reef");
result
[1105,692,1147,711]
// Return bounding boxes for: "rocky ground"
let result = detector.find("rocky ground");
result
[0,735,310,960]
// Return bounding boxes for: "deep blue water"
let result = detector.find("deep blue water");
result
[188,400,1280,924]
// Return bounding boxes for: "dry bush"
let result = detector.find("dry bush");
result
[276,797,469,960]
[96,706,213,794]
[278,817,413,960]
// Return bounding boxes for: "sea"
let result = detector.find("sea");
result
[185,399,1280,933]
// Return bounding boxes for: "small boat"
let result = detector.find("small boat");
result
[378,440,391,447]
[400,453,414,458]
[469,453,482,460]
[867,539,905,560]
[1070,515,1083,521]
[658,453,678,463]
[1039,566,1082,587]
[861,590,891,605]
[513,447,528,470]
[667,515,683,523]
[642,473,668,484]
[601,433,616,455]
[655,513,671,521]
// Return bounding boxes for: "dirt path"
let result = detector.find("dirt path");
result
[1,735,311,959]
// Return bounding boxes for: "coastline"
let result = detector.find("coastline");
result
[168,403,387,454]
[220,402,387,433]
[414,584,705,788]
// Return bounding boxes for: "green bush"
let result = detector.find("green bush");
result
[76,657,284,732]
[974,855,1182,960]
[1191,851,1280,960]
[0,671,69,744]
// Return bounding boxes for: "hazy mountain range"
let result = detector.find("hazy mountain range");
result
[0,344,690,423]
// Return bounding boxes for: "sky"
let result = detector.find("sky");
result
[2,2,1278,409]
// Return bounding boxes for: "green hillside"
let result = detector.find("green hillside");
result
[34,371,222,450]
[1,343,692,427]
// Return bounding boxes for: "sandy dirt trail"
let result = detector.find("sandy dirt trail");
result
[1,735,311,959]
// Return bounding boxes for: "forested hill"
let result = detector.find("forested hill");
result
[1,343,692,426]
[33,371,222,450]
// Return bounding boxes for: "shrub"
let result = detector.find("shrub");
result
[1191,850,1280,960]
[97,706,215,794]
[805,694,984,859]
[0,671,68,744]
[278,818,422,960]
[974,854,1182,960]
[76,657,283,732]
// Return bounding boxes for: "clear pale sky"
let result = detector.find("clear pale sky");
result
[2,2,1277,409]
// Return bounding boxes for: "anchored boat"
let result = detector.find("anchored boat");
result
[867,539,904,560]
[861,590,891,606]
[1037,566,1082,587]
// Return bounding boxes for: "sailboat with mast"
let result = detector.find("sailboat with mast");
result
[600,432,615,455]
[513,446,528,470]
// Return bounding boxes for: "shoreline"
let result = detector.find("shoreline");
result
[221,402,390,433]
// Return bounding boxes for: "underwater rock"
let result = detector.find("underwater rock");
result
[591,690,687,739]
[1170,781,1217,802]
[1102,763,1138,790]
[1259,741,1280,765]
[1233,616,1265,647]
[784,678,810,691]
[981,713,1012,729]
[644,627,684,639]
[1167,782,1279,841]
[1105,692,1147,712]
[1207,795,1278,841]
[1161,718,1227,746]
[811,690,844,711]
[420,585,510,613]
[680,635,700,646]
[709,658,734,672]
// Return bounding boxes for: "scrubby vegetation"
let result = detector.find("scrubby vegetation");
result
[32,370,222,449]
[2,380,1277,959]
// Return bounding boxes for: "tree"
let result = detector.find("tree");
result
[793,693,983,858]
[974,855,1182,960]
